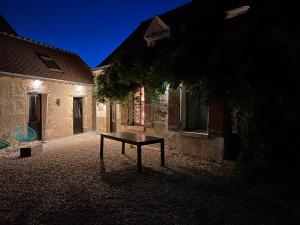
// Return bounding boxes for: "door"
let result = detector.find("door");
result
[73,97,83,134]
[29,94,42,140]
[110,102,117,132]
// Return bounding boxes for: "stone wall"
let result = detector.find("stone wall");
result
[96,102,108,132]
[117,92,224,161]
[0,76,94,145]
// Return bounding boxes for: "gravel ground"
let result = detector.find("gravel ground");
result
[0,132,298,225]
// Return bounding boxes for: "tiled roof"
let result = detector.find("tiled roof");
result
[0,15,17,35]
[97,1,220,67]
[98,20,150,67]
[97,0,252,67]
[0,32,94,85]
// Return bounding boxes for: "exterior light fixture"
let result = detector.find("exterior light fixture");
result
[76,85,84,95]
[32,80,43,89]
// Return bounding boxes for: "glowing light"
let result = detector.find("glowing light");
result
[76,85,82,91]
[32,80,43,89]
[76,85,84,95]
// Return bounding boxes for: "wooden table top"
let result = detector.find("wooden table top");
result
[101,132,164,145]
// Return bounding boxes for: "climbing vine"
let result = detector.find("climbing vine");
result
[95,1,300,181]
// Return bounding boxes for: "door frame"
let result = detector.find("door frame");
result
[109,102,117,132]
[28,93,43,140]
[73,97,84,134]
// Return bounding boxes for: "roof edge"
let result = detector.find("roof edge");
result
[0,31,78,56]
[0,71,95,86]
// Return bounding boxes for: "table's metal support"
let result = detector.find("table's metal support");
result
[137,145,142,172]
[99,133,164,172]
[122,142,125,155]
[100,134,104,159]
[161,139,165,166]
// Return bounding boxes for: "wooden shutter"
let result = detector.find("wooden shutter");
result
[121,103,129,125]
[144,89,153,127]
[186,90,208,132]
[168,88,180,131]
[208,97,225,136]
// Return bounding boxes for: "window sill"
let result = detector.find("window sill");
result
[179,131,209,138]
[125,125,145,132]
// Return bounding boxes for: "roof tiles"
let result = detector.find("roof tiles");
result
[0,32,94,84]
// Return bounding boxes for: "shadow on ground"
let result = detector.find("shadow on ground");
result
[1,133,299,225]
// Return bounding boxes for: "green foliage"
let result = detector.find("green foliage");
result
[96,0,300,181]
[95,38,180,102]
[94,60,141,103]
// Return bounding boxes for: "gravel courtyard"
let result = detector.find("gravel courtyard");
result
[0,132,298,225]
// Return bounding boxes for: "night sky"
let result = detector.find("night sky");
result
[1,0,191,68]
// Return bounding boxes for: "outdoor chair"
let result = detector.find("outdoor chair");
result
[12,126,37,142]
[0,139,11,158]
[12,126,37,157]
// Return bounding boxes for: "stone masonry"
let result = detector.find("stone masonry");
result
[115,92,224,161]
[0,76,94,145]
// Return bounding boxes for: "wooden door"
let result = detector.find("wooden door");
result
[110,102,117,132]
[28,94,42,140]
[73,97,83,134]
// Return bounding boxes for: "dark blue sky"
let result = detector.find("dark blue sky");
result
[1,0,191,68]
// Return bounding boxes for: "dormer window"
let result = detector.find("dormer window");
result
[225,6,250,20]
[144,16,170,47]
[38,53,62,71]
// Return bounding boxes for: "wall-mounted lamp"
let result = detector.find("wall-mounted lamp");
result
[56,98,61,106]
[76,85,84,95]
[33,80,43,89]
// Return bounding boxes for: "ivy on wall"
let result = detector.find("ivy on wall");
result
[95,0,300,181]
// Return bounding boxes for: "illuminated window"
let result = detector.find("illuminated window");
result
[133,87,145,125]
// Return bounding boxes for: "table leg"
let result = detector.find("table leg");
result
[122,142,125,155]
[100,135,104,159]
[137,145,142,172]
[161,139,165,166]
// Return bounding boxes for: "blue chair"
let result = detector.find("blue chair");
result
[0,139,11,157]
[12,126,37,157]
[12,126,37,143]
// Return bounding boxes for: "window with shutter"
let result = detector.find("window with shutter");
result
[121,103,129,125]
[168,88,180,131]
[121,87,152,127]
[168,86,224,135]
[185,89,208,133]
[208,97,225,135]
[144,88,153,127]
[133,87,145,126]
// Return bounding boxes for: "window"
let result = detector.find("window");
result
[133,87,145,125]
[38,53,62,71]
[121,87,152,127]
[168,86,208,133]
[144,16,170,47]
[184,89,208,133]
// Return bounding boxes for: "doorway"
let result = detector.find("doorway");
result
[73,97,83,134]
[110,102,117,132]
[28,94,42,140]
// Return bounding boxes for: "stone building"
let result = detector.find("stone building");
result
[0,16,95,144]
[95,1,250,161]
[92,66,110,133]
